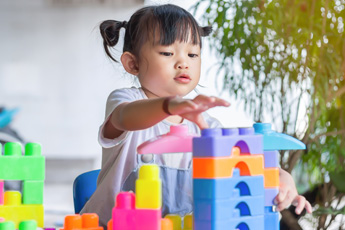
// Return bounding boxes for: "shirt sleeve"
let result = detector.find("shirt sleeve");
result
[203,112,223,128]
[98,88,140,148]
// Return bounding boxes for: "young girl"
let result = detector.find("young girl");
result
[80,4,312,227]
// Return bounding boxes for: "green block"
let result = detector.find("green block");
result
[22,181,44,204]
[19,220,37,230]
[0,221,15,230]
[0,143,44,180]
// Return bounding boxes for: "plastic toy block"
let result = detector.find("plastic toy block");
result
[0,191,44,228]
[0,143,45,180]
[61,213,103,230]
[165,214,181,230]
[0,108,18,129]
[107,219,112,230]
[18,220,37,230]
[137,125,194,155]
[0,180,3,205]
[264,168,280,188]
[193,127,264,157]
[254,123,306,151]
[264,150,280,168]
[161,218,173,230]
[193,171,264,200]
[22,181,44,204]
[194,196,264,221]
[0,218,4,222]
[0,221,15,230]
[193,215,264,230]
[112,192,161,230]
[135,165,162,209]
[193,155,264,179]
[183,215,192,230]
[265,188,279,206]
[264,206,279,230]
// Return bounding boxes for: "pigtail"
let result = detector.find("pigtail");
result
[100,20,127,62]
[200,26,212,37]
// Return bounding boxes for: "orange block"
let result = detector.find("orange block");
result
[264,168,280,188]
[193,155,264,179]
[61,214,103,230]
[161,218,173,230]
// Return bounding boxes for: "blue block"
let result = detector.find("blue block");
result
[194,215,264,230]
[253,123,305,151]
[193,128,263,157]
[193,174,264,200]
[194,196,264,221]
[264,151,280,167]
[264,207,280,230]
[265,188,279,206]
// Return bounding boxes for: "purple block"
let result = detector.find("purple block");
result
[265,188,279,206]
[193,128,263,157]
[264,151,280,168]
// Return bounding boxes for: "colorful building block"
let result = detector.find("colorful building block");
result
[136,165,162,209]
[193,169,264,200]
[164,214,193,230]
[0,180,3,205]
[264,207,279,230]
[193,155,264,178]
[61,213,103,230]
[0,143,44,180]
[263,151,279,168]
[193,128,263,157]
[264,168,280,188]
[0,142,44,228]
[112,192,161,230]
[0,191,43,228]
[254,123,306,151]
[264,188,279,206]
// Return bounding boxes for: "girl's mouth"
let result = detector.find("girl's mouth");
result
[174,74,191,83]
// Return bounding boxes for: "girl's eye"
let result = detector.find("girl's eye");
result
[188,53,199,58]
[160,52,173,56]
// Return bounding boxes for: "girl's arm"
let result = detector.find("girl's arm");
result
[104,94,230,139]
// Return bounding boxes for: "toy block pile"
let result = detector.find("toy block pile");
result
[0,142,45,228]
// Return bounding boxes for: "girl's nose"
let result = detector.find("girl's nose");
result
[176,61,189,69]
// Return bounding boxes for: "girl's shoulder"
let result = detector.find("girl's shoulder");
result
[107,87,146,101]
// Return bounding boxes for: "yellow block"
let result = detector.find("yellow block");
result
[183,214,192,230]
[135,164,162,209]
[165,214,181,230]
[0,204,44,228]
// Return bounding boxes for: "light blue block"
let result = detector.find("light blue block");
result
[264,151,280,167]
[264,206,280,230]
[193,173,264,200]
[265,188,279,206]
[193,128,264,157]
[194,196,264,221]
[253,123,306,151]
[193,215,264,230]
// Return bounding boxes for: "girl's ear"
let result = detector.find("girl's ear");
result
[121,52,139,75]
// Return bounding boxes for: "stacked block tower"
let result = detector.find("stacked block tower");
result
[192,123,305,230]
[0,142,45,228]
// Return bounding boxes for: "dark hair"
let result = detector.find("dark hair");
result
[99,4,212,62]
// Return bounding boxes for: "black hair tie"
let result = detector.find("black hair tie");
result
[121,21,128,29]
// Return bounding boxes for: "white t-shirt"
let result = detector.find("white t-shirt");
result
[81,87,222,226]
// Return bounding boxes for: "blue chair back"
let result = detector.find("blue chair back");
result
[73,169,100,214]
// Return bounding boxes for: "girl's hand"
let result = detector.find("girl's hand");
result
[168,94,230,129]
[275,168,313,214]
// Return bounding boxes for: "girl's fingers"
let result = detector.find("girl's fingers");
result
[293,196,306,215]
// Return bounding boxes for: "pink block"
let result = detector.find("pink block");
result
[137,125,194,155]
[112,192,161,230]
[0,180,3,205]
[0,217,4,222]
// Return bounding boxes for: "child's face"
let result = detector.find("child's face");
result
[137,36,201,98]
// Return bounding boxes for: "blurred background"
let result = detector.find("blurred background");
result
[1,0,344,229]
